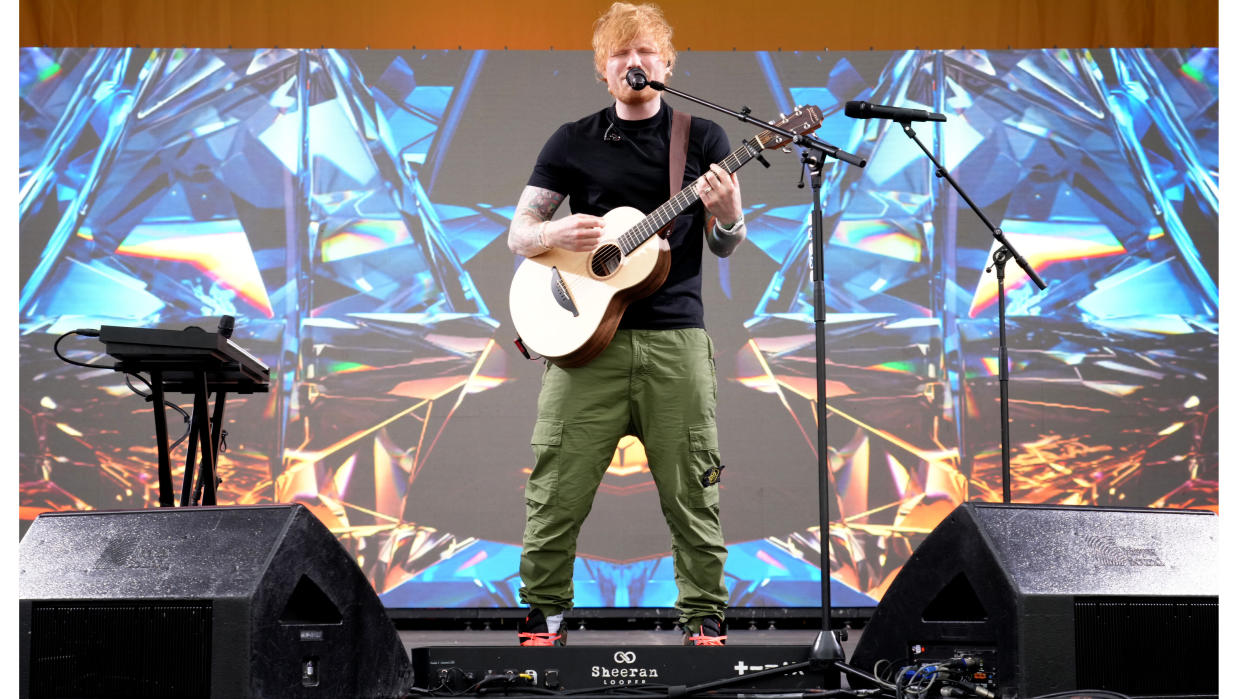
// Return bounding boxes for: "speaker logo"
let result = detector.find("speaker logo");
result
[592,650,657,684]
[1083,535,1164,567]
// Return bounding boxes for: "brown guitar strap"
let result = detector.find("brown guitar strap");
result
[669,108,691,204]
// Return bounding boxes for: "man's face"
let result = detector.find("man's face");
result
[604,35,669,106]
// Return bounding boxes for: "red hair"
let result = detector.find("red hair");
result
[591,2,676,82]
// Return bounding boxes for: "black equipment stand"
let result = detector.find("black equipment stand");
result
[895,122,1048,503]
[99,321,270,507]
[636,75,866,674]
[646,77,867,169]
[803,149,835,647]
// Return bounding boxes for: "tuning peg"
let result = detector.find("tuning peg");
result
[782,146,793,153]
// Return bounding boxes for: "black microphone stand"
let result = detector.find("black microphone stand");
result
[642,76,867,169]
[639,75,865,680]
[893,121,1048,503]
[801,146,847,677]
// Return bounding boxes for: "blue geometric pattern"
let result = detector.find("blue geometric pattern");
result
[378,536,862,609]
[740,48,1216,601]
[19,47,1216,611]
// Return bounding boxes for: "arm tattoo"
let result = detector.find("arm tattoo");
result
[508,186,565,257]
[520,187,564,222]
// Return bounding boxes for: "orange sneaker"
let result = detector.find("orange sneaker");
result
[683,617,727,646]
[517,608,567,647]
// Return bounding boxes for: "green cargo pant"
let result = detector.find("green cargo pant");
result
[518,328,728,627]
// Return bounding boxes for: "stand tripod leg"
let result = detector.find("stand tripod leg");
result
[193,371,218,506]
[150,370,174,507]
[210,390,227,466]
[179,430,197,507]
[182,395,203,506]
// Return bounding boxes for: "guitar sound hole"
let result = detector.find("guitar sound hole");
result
[590,243,623,278]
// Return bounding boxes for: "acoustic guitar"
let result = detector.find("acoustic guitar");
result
[510,105,824,368]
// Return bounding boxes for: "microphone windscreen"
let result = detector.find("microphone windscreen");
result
[843,101,867,118]
[626,67,647,90]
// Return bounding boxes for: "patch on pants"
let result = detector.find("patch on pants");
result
[700,463,725,487]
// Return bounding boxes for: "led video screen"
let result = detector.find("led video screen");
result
[18,47,1218,610]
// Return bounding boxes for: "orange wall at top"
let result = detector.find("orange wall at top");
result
[20,0,1218,50]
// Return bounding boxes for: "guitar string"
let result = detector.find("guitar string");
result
[533,112,816,332]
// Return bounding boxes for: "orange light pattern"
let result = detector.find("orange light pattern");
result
[968,223,1125,317]
[269,334,511,593]
[832,220,924,262]
[606,436,650,478]
[320,219,413,262]
[117,222,275,318]
[739,329,1216,602]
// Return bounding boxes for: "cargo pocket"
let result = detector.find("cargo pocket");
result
[526,418,563,506]
[705,333,718,401]
[687,422,721,508]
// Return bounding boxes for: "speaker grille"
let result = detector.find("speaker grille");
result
[1074,597,1217,696]
[29,600,212,699]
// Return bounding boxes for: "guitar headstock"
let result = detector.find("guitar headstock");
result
[756,105,824,150]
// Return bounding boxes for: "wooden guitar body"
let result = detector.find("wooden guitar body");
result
[509,206,670,367]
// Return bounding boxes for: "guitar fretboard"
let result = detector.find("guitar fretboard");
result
[617,136,763,255]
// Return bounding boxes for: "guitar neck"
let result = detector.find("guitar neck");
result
[618,136,763,255]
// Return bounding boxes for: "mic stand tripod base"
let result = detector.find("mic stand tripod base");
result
[809,628,844,688]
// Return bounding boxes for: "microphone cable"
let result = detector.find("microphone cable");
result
[52,328,193,450]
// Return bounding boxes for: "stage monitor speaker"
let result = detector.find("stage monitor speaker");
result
[19,504,414,699]
[848,503,1217,697]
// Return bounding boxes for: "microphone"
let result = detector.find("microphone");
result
[844,100,946,123]
[626,67,648,90]
[218,315,235,339]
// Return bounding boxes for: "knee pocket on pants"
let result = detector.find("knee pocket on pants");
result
[526,419,563,506]
[533,419,563,447]
[687,422,721,508]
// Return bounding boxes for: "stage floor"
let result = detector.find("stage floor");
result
[399,627,859,653]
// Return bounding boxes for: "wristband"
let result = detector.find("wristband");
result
[537,221,551,250]
[715,213,745,235]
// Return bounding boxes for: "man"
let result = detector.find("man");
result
[508,1,746,647]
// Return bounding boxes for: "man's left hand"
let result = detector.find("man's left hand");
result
[696,163,743,228]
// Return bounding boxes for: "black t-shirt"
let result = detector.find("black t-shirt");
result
[526,100,731,330]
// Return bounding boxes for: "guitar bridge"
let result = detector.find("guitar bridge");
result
[550,266,578,317]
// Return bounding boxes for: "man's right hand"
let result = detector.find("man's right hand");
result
[543,214,607,252]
